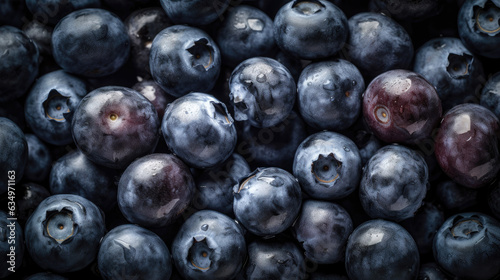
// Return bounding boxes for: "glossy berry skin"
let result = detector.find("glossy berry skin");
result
[22,20,53,55]
[25,194,106,273]
[132,80,175,121]
[162,92,237,169]
[345,219,420,280]
[25,70,87,146]
[413,37,484,111]
[293,200,353,264]
[25,0,101,25]
[0,118,28,194]
[171,210,246,280]
[458,0,500,58]
[245,240,306,280]
[362,69,442,144]
[347,13,413,80]
[72,86,160,169]
[194,153,251,216]
[0,26,39,102]
[297,59,365,131]
[0,211,24,278]
[360,144,428,222]
[160,0,231,26]
[118,153,194,228]
[273,0,348,60]
[480,71,500,120]
[229,57,296,128]
[293,131,362,201]
[216,5,276,68]
[433,212,500,280]
[150,25,221,98]
[52,8,130,77]
[369,0,444,22]
[24,134,52,182]
[98,224,173,280]
[233,167,302,236]
[238,111,308,172]
[50,150,118,213]
[125,7,172,78]
[418,263,448,280]
[434,103,500,188]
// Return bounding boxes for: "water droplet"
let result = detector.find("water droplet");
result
[247,18,264,31]
[322,79,336,91]
[256,73,267,83]
[201,224,209,231]
[343,146,350,152]
[352,80,357,86]
[330,96,335,102]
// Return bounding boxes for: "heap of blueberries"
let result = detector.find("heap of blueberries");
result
[1,0,500,279]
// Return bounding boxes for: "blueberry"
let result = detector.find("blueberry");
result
[216,5,276,68]
[24,134,52,182]
[229,57,296,128]
[273,0,348,60]
[0,26,39,102]
[150,25,221,98]
[0,118,28,194]
[0,0,29,28]
[72,86,160,169]
[413,37,484,111]
[98,224,173,280]
[50,150,118,213]
[132,80,175,121]
[238,111,308,172]
[293,200,353,264]
[434,103,500,188]
[118,153,194,228]
[25,70,87,146]
[125,7,172,78]
[433,212,500,280]
[436,180,479,211]
[25,272,69,280]
[293,131,362,200]
[417,263,448,280]
[162,92,237,169]
[297,59,365,131]
[26,0,101,25]
[52,8,130,77]
[172,210,246,280]
[233,167,302,236]
[346,129,382,166]
[194,153,251,216]
[24,194,106,273]
[480,71,500,119]
[22,20,53,56]
[369,0,444,22]
[345,219,420,280]
[160,0,231,26]
[245,239,306,280]
[8,182,50,226]
[346,12,413,80]
[362,69,442,145]
[458,0,500,58]
[359,144,428,222]
[0,210,24,278]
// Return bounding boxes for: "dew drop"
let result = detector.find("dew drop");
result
[256,73,267,83]
[343,146,350,152]
[201,224,209,231]
[248,18,264,31]
[323,79,336,91]
[352,80,357,86]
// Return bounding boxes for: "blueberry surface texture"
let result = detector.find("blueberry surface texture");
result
[0,118,28,194]
[233,167,302,236]
[25,70,88,146]
[345,219,420,280]
[160,0,231,26]
[72,86,160,169]
[52,8,130,77]
[24,194,106,273]
[24,134,52,182]
[480,71,500,120]
[98,224,173,280]
[229,57,296,128]
[150,25,221,98]
[433,212,500,280]
[25,0,101,25]
[171,210,247,280]
[161,92,237,169]
[359,144,429,222]
[118,153,194,228]
[293,131,362,200]
[273,0,348,60]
